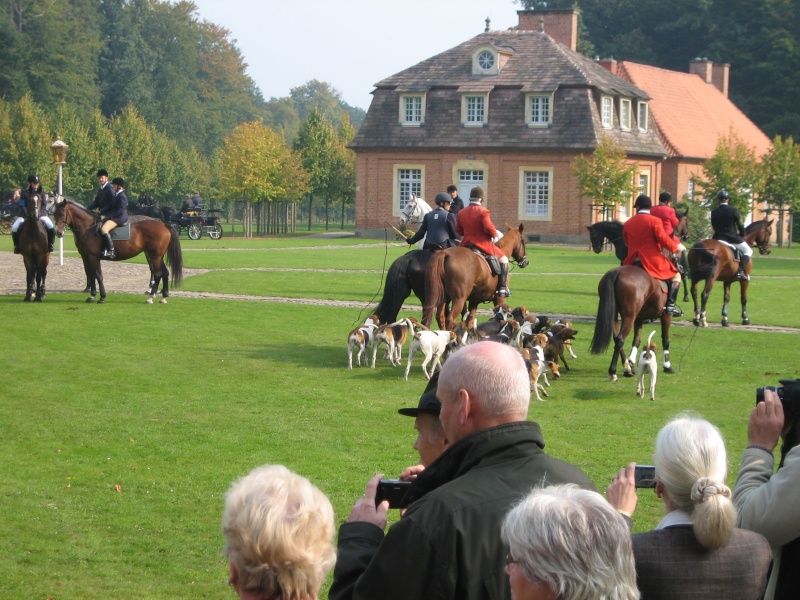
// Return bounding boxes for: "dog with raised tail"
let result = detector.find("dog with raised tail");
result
[347,315,380,369]
[403,329,458,381]
[636,330,659,401]
[371,317,418,368]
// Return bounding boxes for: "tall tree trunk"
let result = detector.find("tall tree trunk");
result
[307,194,313,231]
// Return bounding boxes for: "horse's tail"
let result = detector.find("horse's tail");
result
[167,225,184,286]
[423,251,447,327]
[688,243,716,281]
[374,254,413,324]
[590,269,619,354]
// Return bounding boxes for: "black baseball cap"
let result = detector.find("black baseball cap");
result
[398,371,441,417]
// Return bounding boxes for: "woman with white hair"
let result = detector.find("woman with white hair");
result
[222,464,336,600]
[502,484,639,600]
[608,415,771,598]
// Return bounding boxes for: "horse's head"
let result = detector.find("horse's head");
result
[675,209,690,242]
[54,197,73,238]
[748,219,773,255]
[25,193,42,220]
[399,193,430,229]
[501,223,529,268]
[586,224,605,253]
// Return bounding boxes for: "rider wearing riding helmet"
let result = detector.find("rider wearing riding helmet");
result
[456,186,511,297]
[406,192,458,251]
[650,191,680,240]
[12,175,56,253]
[622,194,687,316]
[96,177,129,259]
[711,190,752,281]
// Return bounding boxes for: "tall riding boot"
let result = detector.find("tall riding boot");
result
[12,230,20,254]
[46,227,55,252]
[496,262,511,297]
[737,254,750,281]
[101,232,115,259]
[665,280,683,317]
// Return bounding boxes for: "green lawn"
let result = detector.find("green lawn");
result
[1,236,799,599]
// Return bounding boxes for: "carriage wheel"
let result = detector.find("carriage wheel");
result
[208,224,223,240]
[188,223,202,240]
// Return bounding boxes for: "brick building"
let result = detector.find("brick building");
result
[351,9,771,243]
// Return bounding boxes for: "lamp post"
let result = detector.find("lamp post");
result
[50,138,68,265]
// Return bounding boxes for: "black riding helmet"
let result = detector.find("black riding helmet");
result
[717,190,729,201]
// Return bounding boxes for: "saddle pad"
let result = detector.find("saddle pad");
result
[716,240,742,261]
[109,224,131,241]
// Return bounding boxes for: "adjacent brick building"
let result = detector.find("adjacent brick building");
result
[351,9,771,243]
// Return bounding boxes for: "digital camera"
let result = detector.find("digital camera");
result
[756,379,800,411]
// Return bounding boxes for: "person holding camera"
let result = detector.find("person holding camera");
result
[734,387,800,600]
[607,415,771,599]
[329,341,596,600]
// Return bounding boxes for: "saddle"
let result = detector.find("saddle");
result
[464,243,501,275]
[716,240,743,261]
[96,222,131,241]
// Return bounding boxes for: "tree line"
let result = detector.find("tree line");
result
[517,0,800,141]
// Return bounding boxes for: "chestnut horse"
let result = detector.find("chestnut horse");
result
[18,192,50,302]
[54,197,183,304]
[422,224,529,330]
[689,218,772,327]
[590,266,674,381]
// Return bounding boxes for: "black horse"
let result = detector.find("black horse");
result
[373,250,433,324]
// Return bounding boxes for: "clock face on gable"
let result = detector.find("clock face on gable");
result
[477,50,495,71]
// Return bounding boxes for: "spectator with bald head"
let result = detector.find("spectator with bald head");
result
[330,341,596,600]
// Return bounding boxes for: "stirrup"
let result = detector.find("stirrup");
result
[736,270,750,281]
[666,304,683,317]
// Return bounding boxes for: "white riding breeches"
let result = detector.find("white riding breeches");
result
[736,241,753,258]
[12,216,54,231]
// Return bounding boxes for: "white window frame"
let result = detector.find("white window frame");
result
[393,165,424,215]
[525,93,552,127]
[399,94,425,127]
[687,179,694,201]
[462,94,488,126]
[620,98,632,130]
[518,167,553,221]
[638,101,649,131]
[601,96,613,129]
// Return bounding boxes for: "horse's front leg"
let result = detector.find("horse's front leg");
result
[740,280,750,325]
[721,282,732,327]
[660,316,674,374]
[23,263,34,302]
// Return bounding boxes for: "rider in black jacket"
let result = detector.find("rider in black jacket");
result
[710,190,752,281]
[405,192,458,250]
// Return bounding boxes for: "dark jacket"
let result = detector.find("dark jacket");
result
[330,421,596,600]
[711,203,746,244]
[21,186,45,216]
[632,526,771,599]
[104,189,129,225]
[88,182,114,213]
[450,195,464,218]
[407,207,458,249]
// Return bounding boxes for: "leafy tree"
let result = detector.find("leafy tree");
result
[109,105,159,197]
[293,110,340,230]
[572,135,639,218]
[290,80,349,126]
[694,130,763,213]
[0,94,52,190]
[218,121,309,237]
[760,135,800,246]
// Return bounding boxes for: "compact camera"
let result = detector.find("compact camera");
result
[634,465,657,489]
[375,479,412,509]
[756,379,800,410]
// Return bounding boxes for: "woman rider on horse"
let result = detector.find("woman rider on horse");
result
[622,194,687,316]
[405,192,458,250]
[456,186,511,297]
[97,177,129,259]
[12,175,56,253]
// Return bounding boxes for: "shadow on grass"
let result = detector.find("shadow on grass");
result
[572,387,618,401]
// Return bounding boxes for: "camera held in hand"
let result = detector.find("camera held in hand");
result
[756,379,800,410]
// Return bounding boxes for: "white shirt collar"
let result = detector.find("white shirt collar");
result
[656,509,692,529]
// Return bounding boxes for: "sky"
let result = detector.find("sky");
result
[188,0,522,111]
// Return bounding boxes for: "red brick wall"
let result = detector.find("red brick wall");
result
[517,10,578,51]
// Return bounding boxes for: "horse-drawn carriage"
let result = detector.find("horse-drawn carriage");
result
[168,207,224,240]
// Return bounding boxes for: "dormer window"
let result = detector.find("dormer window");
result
[477,50,495,71]
[638,101,649,131]
[462,93,488,126]
[601,96,613,128]
[472,45,500,75]
[620,99,632,130]
[526,93,552,126]
[399,93,426,127]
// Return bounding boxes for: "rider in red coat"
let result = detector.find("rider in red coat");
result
[650,191,679,239]
[623,194,687,316]
[456,186,510,297]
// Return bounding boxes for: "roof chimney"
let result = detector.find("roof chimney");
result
[690,58,729,97]
[518,9,578,51]
[596,57,618,75]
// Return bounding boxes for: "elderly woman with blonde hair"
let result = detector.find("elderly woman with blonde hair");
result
[222,464,336,600]
[607,415,772,599]
[502,484,639,600]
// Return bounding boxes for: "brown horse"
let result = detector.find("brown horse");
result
[423,224,529,330]
[590,266,674,381]
[688,219,772,327]
[54,198,183,304]
[18,192,50,302]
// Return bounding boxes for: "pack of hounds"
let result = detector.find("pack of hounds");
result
[347,305,580,402]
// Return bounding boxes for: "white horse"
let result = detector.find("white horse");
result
[399,193,432,250]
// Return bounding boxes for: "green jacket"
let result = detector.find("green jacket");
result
[330,421,596,600]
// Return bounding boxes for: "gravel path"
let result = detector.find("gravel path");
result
[2,251,797,333]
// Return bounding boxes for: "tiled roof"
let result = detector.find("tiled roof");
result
[616,62,771,159]
[351,30,666,156]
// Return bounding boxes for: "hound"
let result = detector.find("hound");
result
[403,329,458,381]
[347,315,381,368]
[543,325,578,371]
[552,319,578,359]
[526,359,562,402]
[371,317,417,368]
[636,331,659,401]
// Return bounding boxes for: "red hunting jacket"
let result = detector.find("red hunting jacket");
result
[650,204,679,238]
[622,211,679,280]
[456,202,506,257]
